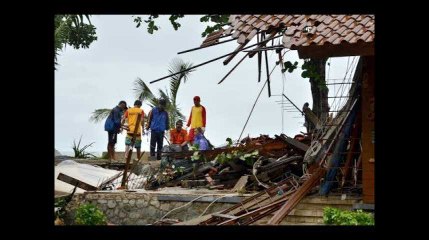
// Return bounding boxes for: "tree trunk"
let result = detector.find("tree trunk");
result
[309,58,329,122]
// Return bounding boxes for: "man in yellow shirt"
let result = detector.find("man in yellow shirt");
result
[186,96,206,145]
[121,100,145,160]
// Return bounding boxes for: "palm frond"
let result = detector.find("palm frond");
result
[158,89,171,104]
[170,77,181,106]
[133,78,155,102]
[55,15,70,68]
[69,14,92,28]
[147,98,157,108]
[89,108,111,123]
[168,58,195,103]
[174,106,186,120]
[72,135,96,158]
[166,103,186,129]
[78,14,92,25]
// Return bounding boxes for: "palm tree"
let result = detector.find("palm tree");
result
[90,58,195,129]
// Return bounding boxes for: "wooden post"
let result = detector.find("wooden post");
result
[57,173,97,191]
[121,113,142,188]
[361,56,375,204]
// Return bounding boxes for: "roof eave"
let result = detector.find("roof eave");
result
[296,41,374,59]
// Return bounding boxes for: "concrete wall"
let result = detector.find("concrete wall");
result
[65,191,237,225]
[101,152,150,161]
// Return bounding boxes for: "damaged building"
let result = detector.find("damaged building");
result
[55,14,374,225]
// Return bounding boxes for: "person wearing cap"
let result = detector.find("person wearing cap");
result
[146,99,169,160]
[187,96,206,145]
[121,100,145,161]
[105,100,127,162]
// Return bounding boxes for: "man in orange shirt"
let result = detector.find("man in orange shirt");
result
[187,96,206,145]
[170,120,189,151]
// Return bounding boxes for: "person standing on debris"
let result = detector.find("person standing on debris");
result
[186,96,206,145]
[121,100,145,161]
[170,120,189,151]
[146,99,169,160]
[302,102,314,133]
[193,127,209,150]
[104,100,127,161]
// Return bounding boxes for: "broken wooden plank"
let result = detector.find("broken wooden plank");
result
[212,213,238,219]
[157,195,244,203]
[267,167,326,224]
[218,197,290,225]
[174,213,214,225]
[98,172,122,190]
[181,179,207,188]
[231,175,249,192]
[209,185,224,190]
[281,135,310,152]
[199,178,297,225]
[223,41,249,65]
[57,173,97,191]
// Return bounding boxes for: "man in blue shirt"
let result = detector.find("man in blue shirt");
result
[146,99,169,160]
[105,100,127,161]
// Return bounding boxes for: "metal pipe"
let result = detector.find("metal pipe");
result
[177,37,236,55]
[263,33,271,97]
[242,45,284,52]
[217,52,251,84]
[257,33,262,83]
[282,94,304,115]
[150,34,283,84]
[325,82,354,85]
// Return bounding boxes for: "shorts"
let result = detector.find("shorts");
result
[125,135,142,148]
[108,131,117,144]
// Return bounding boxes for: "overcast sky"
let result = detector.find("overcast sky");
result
[55,15,356,155]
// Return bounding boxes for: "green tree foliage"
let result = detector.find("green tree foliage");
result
[75,203,107,225]
[323,207,374,225]
[55,15,97,69]
[214,150,259,166]
[133,14,229,37]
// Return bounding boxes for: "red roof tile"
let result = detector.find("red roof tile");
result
[200,14,374,58]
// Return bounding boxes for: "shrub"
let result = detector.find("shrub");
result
[75,203,107,225]
[323,207,374,225]
[101,152,109,159]
[72,136,96,158]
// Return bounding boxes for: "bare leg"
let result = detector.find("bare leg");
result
[136,148,141,160]
[108,144,115,162]
[111,144,116,161]
[125,145,131,159]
